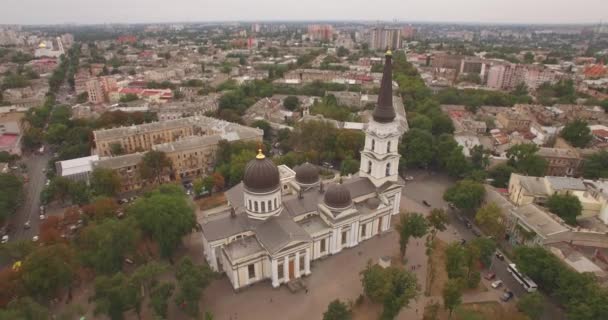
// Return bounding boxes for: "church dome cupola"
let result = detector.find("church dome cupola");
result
[295,162,319,185]
[372,50,396,124]
[243,149,280,193]
[324,184,352,210]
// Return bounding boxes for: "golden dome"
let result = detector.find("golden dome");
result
[38,42,47,49]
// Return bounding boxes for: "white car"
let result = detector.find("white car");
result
[32,235,39,242]
[491,280,503,289]
[39,214,46,220]
[405,176,414,181]
[1,235,8,243]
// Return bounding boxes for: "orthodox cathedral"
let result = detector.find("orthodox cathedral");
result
[201,51,406,290]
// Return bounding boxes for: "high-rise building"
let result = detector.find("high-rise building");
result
[86,79,104,105]
[307,24,334,42]
[369,27,402,50]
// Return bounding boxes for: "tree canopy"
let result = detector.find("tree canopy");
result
[506,144,547,176]
[0,173,23,223]
[546,193,582,225]
[560,119,593,148]
[361,263,418,320]
[395,212,428,258]
[323,300,352,320]
[582,150,608,179]
[443,180,486,213]
[21,244,76,298]
[129,185,196,257]
[475,203,505,238]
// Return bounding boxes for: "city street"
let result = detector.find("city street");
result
[9,152,51,242]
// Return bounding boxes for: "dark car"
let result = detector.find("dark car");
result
[422,200,431,207]
[500,290,514,302]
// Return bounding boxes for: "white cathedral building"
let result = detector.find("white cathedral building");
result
[201,51,407,291]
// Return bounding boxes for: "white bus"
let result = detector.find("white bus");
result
[508,263,538,293]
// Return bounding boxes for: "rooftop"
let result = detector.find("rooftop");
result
[537,147,580,159]
[57,155,99,176]
[514,203,570,238]
[153,135,221,153]
[93,153,143,170]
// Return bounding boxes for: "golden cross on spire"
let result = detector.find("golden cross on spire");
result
[256,142,265,159]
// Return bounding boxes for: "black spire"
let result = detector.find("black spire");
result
[372,50,396,123]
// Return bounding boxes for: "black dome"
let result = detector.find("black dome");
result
[243,151,280,193]
[324,184,352,209]
[295,162,319,185]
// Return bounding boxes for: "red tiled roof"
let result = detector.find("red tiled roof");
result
[592,129,608,138]
[119,87,143,95]
[584,64,607,77]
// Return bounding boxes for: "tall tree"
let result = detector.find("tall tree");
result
[139,150,172,184]
[174,257,215,317]
[443,279,463,319]
[474,203,505,238]
[77,218,140,274]
[517,292,544,320]
[361,263,418,319]
[395,212,429,259]
[21,244,76,298]
[129,186,196,258]
[582,150,608,179]
[150,282,175,319]
[93,272,140,320]
[488,164,516,188]
[443,179,486,213]
[400,129,435,169]
[546,193,582,225]
[560,119,592,148]
[0,173,23,223]
[0,297,49,320]
[427,208,449,240]
[90,168,121,196]
[470,145,490,169]
[323,300,352,320]
[506,144,547,176]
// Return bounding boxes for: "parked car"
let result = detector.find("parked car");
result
[24,221,31,229]
[422,200,431,207]
[32,235,39,242]
[491,280,503,289]
[448,203,456,209]
[484,272,496,280]
[39,214,46,220]
[1,235,8,244]
[322,162,334,169]
[500,290,514,302]
[405,176,414,181]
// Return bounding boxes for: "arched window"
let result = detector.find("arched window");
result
[248,200,252,210]
[268,200,272,211]
[274,198,278,209]
[368,161,372,174]
[386,163,391,177]
[387,141,391,153]
[371,139,375,152]
[261,201,266,212]
[254,201,259,212]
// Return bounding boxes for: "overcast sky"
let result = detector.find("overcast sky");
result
[2,0,607,25]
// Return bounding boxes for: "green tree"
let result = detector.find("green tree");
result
[93,272,140,320]
[546,193,582,225]
[488,164,516,188]
[560,119,592,148]
[129,186,195,258]
[252,120,272,140]
[139,150,172,184]
[444,147,470,177]
[506,144,547,176]
[517,292,544,320]
[427,208,449,240]
[409,114,433,131]
[395,212,428,259]
[174,257,215,317]
[283,96,300,110]
[323,300,351,320]
[340,157,359,176]
[582,150,608,179]
[443,180,486,213]
[120,93,139,102]
[443,279,463,319]
[445,243,466,279]
[21,244,76,298]
[150,282,175,319]
[0,297,49,320]
[470,145,490,169]
[45,123,69,145]
[360,263,418,319]
[524,52,535,64]
[474,203,504,238]
[90,168,121,197]
[469,237,496,268]
[77,218,140,274]
[400,129,435,169]
[0,173,23,223]
[131,261,169,293]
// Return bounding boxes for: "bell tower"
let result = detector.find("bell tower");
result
[359,50,402,187]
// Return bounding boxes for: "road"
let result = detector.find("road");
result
[402,169,565,320]
[9,152,51,241]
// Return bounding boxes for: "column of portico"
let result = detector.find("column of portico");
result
[331,228,339,254]
[283,255,290,282]
[351,221,359,247]
[305,248,311,275]
[295,251,301,278]
[271,259,279,287]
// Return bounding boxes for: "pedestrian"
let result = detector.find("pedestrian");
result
[305,288,309,294]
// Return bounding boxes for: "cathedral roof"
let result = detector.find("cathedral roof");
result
[324,183,352,210]
[242,149,280,193]
[294,162,320,185]
[254,214,311,254]
[372,51,397,124]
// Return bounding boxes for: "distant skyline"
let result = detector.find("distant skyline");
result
[2,0,607,25]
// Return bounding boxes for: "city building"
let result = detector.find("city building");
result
[306,25,334,42]
[496,110,532,132]
[0,112,25,155]
[200,52,405,291]
[86,79,105,105]
[93,116,263,157]
[369,27,402,50]
[55,155,100,183]
[92,153,145,193]
[537,147,581,176]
